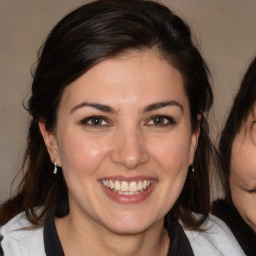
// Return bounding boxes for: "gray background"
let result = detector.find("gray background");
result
[1,0,256,203]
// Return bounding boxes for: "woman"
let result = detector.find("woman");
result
[212,57,256,256]
[0,0,245,255]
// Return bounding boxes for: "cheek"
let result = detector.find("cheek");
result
[58,133,110,176]
[231,152,248,175]
[231,137,256,175]
[231,188,256,228]
[149,133,191,172]
[244,199,256,225]
[147,133,191,201]
[238,197,256,231]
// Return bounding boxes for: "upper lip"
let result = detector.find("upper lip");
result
[99,176,157,182]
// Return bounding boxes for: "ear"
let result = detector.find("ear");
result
[39,121,61,167]
[189,113,201,165]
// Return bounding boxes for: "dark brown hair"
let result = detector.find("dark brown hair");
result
[0,0,214,230]
[218,56,256,196]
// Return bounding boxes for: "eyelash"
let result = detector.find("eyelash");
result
[80,116,110,127]
[79,115,176,127]
[246,188,256,194]
[146,115,176,126]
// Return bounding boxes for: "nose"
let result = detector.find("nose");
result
[110,127,149,170]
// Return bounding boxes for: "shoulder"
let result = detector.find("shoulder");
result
[182,214,246,256]
[0,212,45,256]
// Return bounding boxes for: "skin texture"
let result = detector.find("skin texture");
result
[39,50,199,255]
[230,110,256,233]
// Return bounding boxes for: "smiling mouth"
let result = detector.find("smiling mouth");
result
[101,179,152,195]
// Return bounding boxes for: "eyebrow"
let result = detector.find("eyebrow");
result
[70,102,117,114]
[70,100,183,114]
[143,100,184,113]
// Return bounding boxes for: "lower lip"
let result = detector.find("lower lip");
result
[100,181,156,204]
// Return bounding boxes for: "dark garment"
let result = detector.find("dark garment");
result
[43,204,194,256]
[212,198,256,256]
[0,235,4,256]
[165,217,194,256]
[44,209,64,256]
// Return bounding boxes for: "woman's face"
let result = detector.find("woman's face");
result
[41,50,198,235]
[230,110,256,232]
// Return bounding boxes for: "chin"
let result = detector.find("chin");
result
[107,223,151,235]
[101,213,162,235]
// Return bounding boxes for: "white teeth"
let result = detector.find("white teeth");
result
[121,181,129,192]
[137,181,142,190]
[109,180,115,189]
[129,181,137,192]
[142,180,147,189]
[102,179,152,195]
[115,180,120,191]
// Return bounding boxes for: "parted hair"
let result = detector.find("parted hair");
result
[0,0,214,230]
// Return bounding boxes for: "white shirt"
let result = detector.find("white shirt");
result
[0,212,246,256]
[183,214,246,255]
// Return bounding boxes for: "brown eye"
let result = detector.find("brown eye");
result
[152,116,166,125]
[81,116,109,126]
[90,117,103,125]
[147,115,175,126]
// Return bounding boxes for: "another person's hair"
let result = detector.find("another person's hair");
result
[0,0,213,230]
[218,56,256,195]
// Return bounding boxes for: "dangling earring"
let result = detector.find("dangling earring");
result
[190,157,195,172]
[189,164,195,173]
[53,162,57,174]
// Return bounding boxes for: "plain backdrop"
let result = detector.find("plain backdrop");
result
[1,0,256,203]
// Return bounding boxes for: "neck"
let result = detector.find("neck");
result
[55,212,169,256]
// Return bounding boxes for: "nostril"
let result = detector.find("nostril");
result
[109,128,150,169]
[110,137,149,169]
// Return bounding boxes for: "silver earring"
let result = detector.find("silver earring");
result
[189,164,195,173]
[191,157,195,172]
[53,162,57,174]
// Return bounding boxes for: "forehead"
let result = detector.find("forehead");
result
[59,50,189,110]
